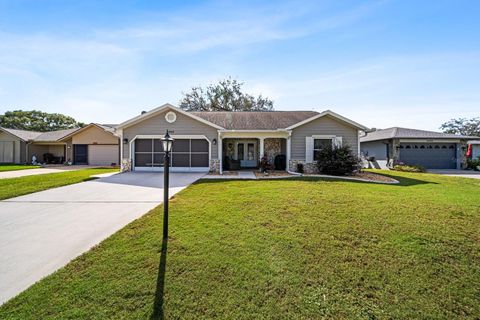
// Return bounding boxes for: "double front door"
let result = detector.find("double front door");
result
[236,141,257,167]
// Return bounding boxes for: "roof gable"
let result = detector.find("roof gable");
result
[116,103,224,130]
[285,110,368,131]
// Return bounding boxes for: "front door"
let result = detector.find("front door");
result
[74,144,88,165]
[236,141,257,167]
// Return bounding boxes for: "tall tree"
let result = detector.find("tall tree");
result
[440,117,480,137]
[0,110,84,132]
[179,78,274,112]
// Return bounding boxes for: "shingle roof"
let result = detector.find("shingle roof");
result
[0,126,80,142]
[191,111,319,130]
[361,127,478,142]
[33,128,80,142]
[0,127,42,141]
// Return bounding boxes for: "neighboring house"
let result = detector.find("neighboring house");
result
[360,127,478,169]
[60,123,120,166]
[0,124,119,165]
[115,103,368,173]
[468,140,480,160]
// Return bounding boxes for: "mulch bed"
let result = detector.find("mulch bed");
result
[207,171,238,176]
[351,171,398,183]
[254,171,293,178]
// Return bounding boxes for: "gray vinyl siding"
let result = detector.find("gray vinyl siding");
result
[290,115,359,160]
[123,110,219,159]
[360,140,388,160]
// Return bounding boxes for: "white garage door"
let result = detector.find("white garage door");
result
[0,141,14,163]
[88,145,119,166]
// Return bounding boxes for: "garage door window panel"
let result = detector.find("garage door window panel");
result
[191,139,208,152]
[191,153,209,167]
[173,139,190,152]
[136,139,152,152]
[135,153,153,167]
[153,153,165,167]
[153,139,164,152]
[172,153,190,167]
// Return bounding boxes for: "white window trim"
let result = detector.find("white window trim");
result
[306,135,343,163]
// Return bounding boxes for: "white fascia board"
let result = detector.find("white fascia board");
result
[116,103,224,130]
[286,110,369,131]
[220,131,290,139]
[398,139,461,143]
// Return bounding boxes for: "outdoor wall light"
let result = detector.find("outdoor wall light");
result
[212,138,217,145]
[123,138,128,144]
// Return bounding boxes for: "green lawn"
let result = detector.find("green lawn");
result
[0,168,118,200]
[0,164,40,172]
[1,171,479,319]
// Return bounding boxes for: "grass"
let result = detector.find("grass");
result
[0,167,118,200]
[1,171,479,319]
[0,164,40,172]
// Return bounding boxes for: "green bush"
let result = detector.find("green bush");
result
[315,145,361,176]
[466,157,480,170]
[393,164,425,173]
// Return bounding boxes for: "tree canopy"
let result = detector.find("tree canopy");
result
[440,117,480,137]
[0,110,84,132]
[179,78,274,112]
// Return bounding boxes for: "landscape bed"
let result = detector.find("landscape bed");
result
[0,170,479,319]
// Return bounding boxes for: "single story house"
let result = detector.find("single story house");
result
[360,127,478,169]
[115,103,368,173]
[0,124,119,166]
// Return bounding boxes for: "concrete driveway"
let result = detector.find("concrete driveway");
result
[428,169,480,179]
[0,172,205,305]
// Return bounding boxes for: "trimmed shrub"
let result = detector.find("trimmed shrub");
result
[466,157,480,171]
[393,164,425,172]
[296,163,304,173]
[315,145,361,176]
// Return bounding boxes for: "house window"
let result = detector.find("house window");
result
[237,143,244,160]
[247,143,254,160]
[313,139,332,160]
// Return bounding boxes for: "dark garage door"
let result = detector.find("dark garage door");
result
[134,138,209,171]
[399,143,456,169]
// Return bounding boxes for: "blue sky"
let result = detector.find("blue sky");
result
[0,0,479,130]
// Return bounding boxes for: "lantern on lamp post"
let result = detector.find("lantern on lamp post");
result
[161,130,174,239]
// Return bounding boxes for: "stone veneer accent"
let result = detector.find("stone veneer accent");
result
[264,138,283,162]
[121,159,132,172]
[289,160,319,174]
[210,159,220,173]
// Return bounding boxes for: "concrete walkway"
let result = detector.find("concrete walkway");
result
[0,165,102,179]
[428,169,480,179]
[204,171,257,179]
[0,172,204,305]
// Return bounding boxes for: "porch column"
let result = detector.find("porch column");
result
[286,136,291,171]
[259,138,265,158]
[218,132,223,174]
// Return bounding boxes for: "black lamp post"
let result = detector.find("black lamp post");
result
[161,130,174,239]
